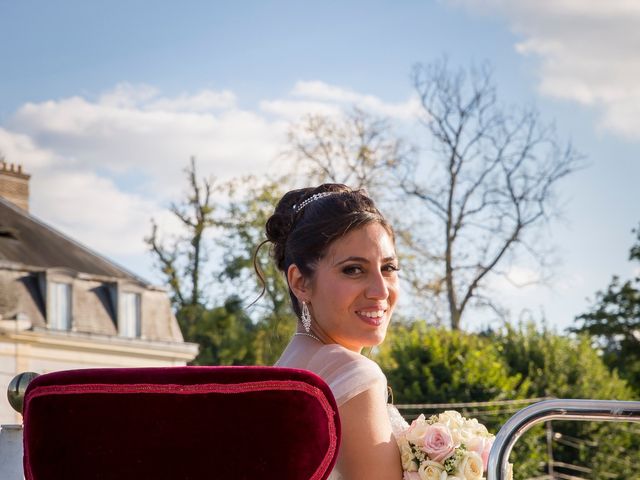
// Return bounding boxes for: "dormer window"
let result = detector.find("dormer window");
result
[119,291,141,338]
[49,282,72,331]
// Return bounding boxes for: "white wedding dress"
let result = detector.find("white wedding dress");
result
[275,338,408,480]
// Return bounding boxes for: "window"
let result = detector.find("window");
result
[120,292,141,338]
[49,282,71,330]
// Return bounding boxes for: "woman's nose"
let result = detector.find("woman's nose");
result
[365,271,389,299]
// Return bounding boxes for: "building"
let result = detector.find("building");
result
[0,162,198,423]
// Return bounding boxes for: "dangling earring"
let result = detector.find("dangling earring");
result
[301,301,312,332]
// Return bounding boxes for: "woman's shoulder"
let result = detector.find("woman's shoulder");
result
[307,343,387,407]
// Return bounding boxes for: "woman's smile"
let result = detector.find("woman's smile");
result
[355,307,388,325]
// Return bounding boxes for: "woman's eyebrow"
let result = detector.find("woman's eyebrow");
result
[333,255,397,266]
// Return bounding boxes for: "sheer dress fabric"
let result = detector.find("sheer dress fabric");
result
[276,340,406,480]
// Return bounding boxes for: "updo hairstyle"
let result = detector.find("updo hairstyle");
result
[259,183,393,319]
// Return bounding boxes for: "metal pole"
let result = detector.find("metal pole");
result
[545,420,554,479]
[486,399,640,480]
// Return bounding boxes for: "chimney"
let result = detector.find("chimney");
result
[0,161,31,212]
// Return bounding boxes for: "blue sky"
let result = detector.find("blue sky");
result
[1,1,521,111]
[1,1,639,330]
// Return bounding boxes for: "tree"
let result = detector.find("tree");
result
[145,158,259,366]
[397,59,583,329]
[285,108,413,202]
[145,157,218,313]
[573,223,640,393]
[179,297,256,366]
[216,176,296,365]
[146,163,298,365]
[284,61,582,330]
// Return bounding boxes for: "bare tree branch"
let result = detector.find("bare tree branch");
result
[145,157,218,309]
[402,59,583,329]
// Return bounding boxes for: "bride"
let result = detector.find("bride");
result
[259,184,404,479]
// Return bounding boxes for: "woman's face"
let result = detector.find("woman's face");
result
[307,222,399,352]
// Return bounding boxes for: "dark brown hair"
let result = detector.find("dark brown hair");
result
[255,183,393,319]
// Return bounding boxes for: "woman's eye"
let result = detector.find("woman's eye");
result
[342,265,364,275]
[383,264,400,274]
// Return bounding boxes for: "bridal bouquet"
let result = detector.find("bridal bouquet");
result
[396,410,512,480]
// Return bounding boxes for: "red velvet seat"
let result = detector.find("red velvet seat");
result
[22,366,340,480]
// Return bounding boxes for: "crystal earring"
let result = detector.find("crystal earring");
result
[301,301,312,332]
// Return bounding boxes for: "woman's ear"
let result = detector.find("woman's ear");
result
[287,264,309,300]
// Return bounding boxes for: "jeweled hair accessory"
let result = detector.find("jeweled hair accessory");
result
[292,191,339,213]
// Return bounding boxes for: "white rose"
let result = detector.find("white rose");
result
[457,425,475,444]
[406,414,429,445]
[464,418,489,437]
[417,460,445,480]
[457,452,483,480]
[439,411,464,430]
[400,439,418,471]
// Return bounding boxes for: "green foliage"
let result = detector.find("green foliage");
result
[573,223,640,394]
[178,297,256,366]
[252,312,296,366]
[495,323,632,400]
[376,322,526,404]
[218,176,290,312]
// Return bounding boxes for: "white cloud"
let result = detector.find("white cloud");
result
[146,90,236,112]
[260,80,422,121]
[449,0,640,140]
[8,89,283,191]
[30,170,160,257]
[0,127,56,170]
[98,83,160,109]
[98,83,237,112]
[291,81,422,120]
[259,99,342,120]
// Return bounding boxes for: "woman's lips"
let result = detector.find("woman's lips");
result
[355,309,387,326]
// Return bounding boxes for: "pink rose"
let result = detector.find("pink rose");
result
[467,436,494,471]
[421,424,456,463]
[403,472,421,480]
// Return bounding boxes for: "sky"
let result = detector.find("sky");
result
[1,0,639,331]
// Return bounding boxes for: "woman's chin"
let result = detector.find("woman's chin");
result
[362,329,388,348]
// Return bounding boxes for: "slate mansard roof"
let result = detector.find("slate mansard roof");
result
[0,196,186,344]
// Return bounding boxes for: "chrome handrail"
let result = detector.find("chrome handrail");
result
[487,399,640,480]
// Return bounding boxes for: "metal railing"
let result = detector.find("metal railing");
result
[486,399,640,480]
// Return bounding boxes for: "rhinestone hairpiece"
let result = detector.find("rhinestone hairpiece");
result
[292,192,338,213]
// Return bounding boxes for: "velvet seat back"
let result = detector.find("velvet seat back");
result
[22,366,340,480]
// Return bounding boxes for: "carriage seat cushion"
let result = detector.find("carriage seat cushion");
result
[22,366,340,480]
